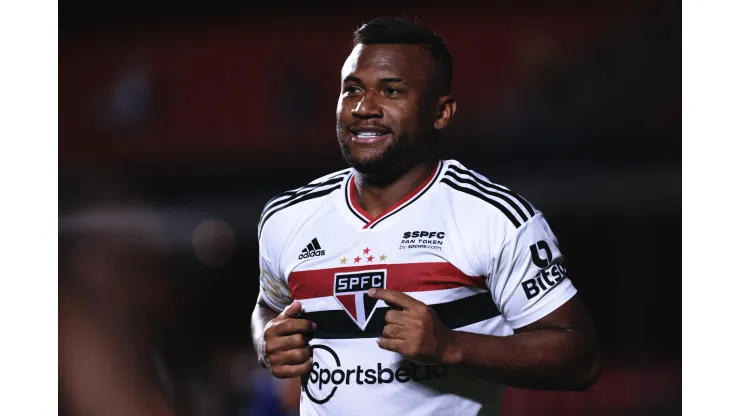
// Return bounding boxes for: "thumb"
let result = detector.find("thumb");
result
[281,301,303,318]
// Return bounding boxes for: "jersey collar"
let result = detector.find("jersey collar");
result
[344,160,443,230]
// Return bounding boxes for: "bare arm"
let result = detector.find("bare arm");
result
[446,296,600,390]
[372,289,600,391]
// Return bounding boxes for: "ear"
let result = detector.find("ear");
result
[434,95,457,130]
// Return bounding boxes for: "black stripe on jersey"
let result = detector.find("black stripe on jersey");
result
[440,178,522,228]
[443,170,529,225]
[259,171,349,233]
[368,162,443,229]
[302,293,500,340]
[258,184,342,239]
[446,165,535,217]
[262,173,349,220]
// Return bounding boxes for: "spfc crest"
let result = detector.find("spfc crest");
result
[333,270,386,330]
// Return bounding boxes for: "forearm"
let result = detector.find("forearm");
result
[251,297,280,365]
[446,328,599,391]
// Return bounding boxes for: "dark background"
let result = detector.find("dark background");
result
[59,1,681,415]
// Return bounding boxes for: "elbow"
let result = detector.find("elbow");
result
[572,348,601,391]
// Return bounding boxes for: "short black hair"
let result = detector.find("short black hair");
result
[353,17,453,95]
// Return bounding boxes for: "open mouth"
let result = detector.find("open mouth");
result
[349,126,392,145]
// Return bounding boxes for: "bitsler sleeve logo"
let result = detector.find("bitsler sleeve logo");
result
[334,270,386,330]
[529,240,553,267]
[522,240,567,299]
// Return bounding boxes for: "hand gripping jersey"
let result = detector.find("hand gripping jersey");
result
[258,160,577,416]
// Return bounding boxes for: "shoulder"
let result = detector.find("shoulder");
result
[438,160,540,230]
[258,168,352,240]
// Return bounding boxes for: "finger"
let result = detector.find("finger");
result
[265,333,306,354]
[384,309,405,325]
[377,337,404,354]
[272,318,316,336]
[382,324,404,339]
[270,347,311,366]
[369,288,422,310]
[369,288,421,310]
[280,301,303,319]
[273,359,314,379]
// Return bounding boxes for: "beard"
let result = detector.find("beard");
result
[336,126,434,186]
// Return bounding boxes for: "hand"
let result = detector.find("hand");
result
[369,288,461,365]
[260,301,316,378]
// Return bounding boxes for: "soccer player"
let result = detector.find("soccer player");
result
[252,17,599,415]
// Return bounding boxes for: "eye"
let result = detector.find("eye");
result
[384,87,402,96]
[344,85,362,94]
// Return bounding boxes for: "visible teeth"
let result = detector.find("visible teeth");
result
[357,132,382,137]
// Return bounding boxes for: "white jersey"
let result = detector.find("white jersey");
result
[258,159,577,416]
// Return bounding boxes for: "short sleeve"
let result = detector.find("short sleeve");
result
[488,213,577,329]
[258,232,293,313]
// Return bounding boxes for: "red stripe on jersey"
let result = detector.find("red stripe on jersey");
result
[349,161,441,229]
[288,262,486,300]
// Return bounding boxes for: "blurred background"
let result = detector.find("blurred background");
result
[58,1,681,415]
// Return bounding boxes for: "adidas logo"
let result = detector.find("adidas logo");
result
[298,238,326,260]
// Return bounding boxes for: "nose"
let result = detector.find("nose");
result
[351,92,383,119]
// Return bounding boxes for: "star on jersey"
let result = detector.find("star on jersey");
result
[342,247,388,265]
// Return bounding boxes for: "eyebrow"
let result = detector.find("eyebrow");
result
[342,76,362,84]
[379,77,408,85]
[342,76,410,86]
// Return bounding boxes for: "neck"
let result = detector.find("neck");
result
[353,156,439,219]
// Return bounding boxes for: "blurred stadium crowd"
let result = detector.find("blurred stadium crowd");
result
[59,2,680,415]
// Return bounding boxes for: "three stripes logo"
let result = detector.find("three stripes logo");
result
[298,238,326,260]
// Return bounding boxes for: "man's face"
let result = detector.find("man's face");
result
[336,44,443,176]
